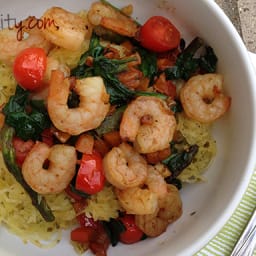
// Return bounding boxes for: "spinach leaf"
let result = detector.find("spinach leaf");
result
[3,86,51,141]
[137,47,157,82]
[93,25,128,44]
[69,183,90,199]
[165,177,182,190]
[71,32,104,78]
[0,125,54,222]
[95,106,126,136]
[199,46,218,73]
[165,37,218,81]
[162,144,199,178]
[80,32,104,62]
[72,33,167,106]
[92,56,137,105]
[102,218,126,246]
[170,100,183,114]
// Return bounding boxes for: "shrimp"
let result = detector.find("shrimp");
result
[135,185,182,237]
[146,165,168,198]
[115,186,158,215]
[21,142,77,195]
[115,163,168,214]
[180,73,231,123]
[0,28,51,65]
[87,2,139,37]
[47,70,110,135]
[120,96,177,154]
[103,142,147,189]
[41,7,92,50]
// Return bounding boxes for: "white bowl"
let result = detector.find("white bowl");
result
[1,0,256,256]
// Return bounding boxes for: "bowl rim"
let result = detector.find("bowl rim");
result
[1,1,256,256]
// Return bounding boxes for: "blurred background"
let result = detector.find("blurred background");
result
[215,0,256,53]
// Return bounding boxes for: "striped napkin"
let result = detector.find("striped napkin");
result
[195,170,256,255]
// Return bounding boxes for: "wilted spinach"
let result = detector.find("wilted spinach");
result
[165,37,217,81]
[162,144,199,179]
[136,46,157,82]
[95,106,126,136]
[3,86,51,141]
[71,33,165,106]
[102,218,126,246]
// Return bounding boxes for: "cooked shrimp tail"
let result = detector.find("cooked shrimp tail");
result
[103,142,147,189]
[120,96,176,153]
[116,186,159,215]
[88,1,139,37]
[135,185,182,237]
[180,73,231,123]
[47,70,110,135]
[22,141,77,194]
[41,7,92,50]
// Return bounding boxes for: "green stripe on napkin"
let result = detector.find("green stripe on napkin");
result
[195,170,256,255]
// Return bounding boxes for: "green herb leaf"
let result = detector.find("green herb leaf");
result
[71,33,164,106]
[165,37,218,81]
[95,106,126,136]
[102,218,126,246]
[199,46,218,73]
[137,47,157,82]
[3,86,51,141]
[162,144,199,178]
[69,183,90,198]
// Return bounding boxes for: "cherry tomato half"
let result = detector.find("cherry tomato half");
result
[139,16,180,52]
[75,151,105,194]
[119,214,144,244]
[13,47,47,91]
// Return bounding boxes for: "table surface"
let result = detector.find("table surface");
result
[215,0,256,53]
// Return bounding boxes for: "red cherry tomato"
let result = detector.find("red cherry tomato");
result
[12,136,35,167]
[119,214,144,244]
[75,151,105,194]
[139,16,180,52]
[13,47,47,91]
[70,227,96,243]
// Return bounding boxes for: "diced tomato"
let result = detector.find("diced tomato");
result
[70,226,96,243]
[119,214,144,244]
[75,151,105,194]
[103,131,122,148]
[93,138,110,157]
[12,136,35,167]
[157,48,180,70]
[89,223,110,256]
[154,73,176,99]
[41,128,54,147]
[139,16,180,52]
[71,199,110,255]
[13,47,47,91]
